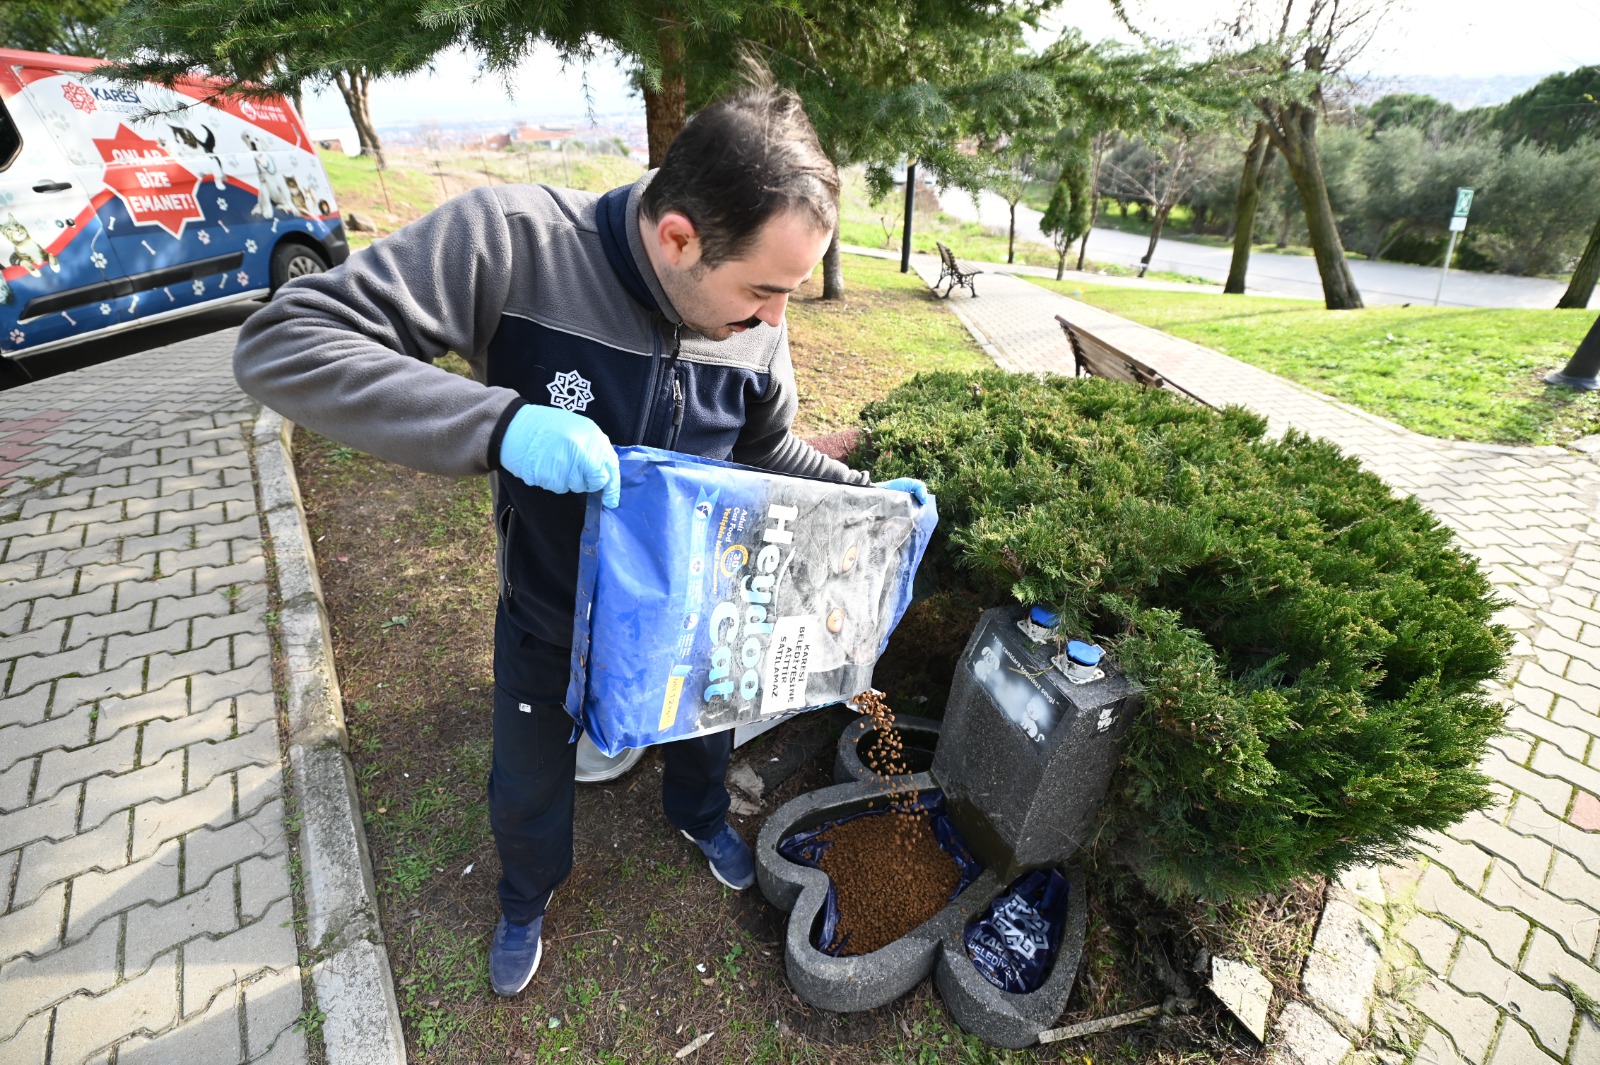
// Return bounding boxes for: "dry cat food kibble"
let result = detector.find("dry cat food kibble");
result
[816,806,961,955]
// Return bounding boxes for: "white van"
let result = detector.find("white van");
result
[0,48,348,375]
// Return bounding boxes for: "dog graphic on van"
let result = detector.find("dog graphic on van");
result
[2,215,60,276]
[242,131,300,217]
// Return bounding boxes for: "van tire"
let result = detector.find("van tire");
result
[0,357,32,388]
[270,242,328,294]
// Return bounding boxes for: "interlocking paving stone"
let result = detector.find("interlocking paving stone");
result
[13,810,131,906]
[0,882,67,966]
[130,773,238,861]
[0,1011,52,1065]
[184,799,287,893]
[189,722,280,790]
[32,725,138,802]
[49,954,180,1065]
[81,750,185,828]
[0,913,120,1038]
[182,897,299,1017]
[66,838,181,945]
[119,982,244,1065]
[244,967,305,1062]
[1482,860,1600,966]
[1448,937,1573,1057]
[122,867,241,977]
[1484,1019,1561,1065]
[1411,976,1503,1065]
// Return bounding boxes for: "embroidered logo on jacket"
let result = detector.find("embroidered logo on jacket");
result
[547,369,595,412]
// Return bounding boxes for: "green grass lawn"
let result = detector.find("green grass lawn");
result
[1028,278,1600,446]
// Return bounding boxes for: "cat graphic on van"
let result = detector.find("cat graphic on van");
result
[2,215,59,275]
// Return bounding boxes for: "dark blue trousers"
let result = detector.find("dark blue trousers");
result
[489,607,731,925]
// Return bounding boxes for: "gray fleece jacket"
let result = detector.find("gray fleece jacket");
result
[233,175,863,648]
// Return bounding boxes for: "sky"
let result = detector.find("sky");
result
[300,0,1600,131]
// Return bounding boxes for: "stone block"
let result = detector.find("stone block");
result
[81,749,185,827]
[242,966,303,1062]
[157,540,233,580]
[313,939,410,1065]
[1448,936,1572,1057]
[144,638,239,694]
[114,570,199,611]
[155,503,227,535]
[1411,975,1501,1065]
[49,657,148,714]
[25,584,115,629]
[142,708,236,766]
[0,681,50,731]
[1479,751,1575,820]
[237,853,292,924]
[0,756,30,812]
[0,882,66,967]
[0,914,119,1031]
[131,773,236,861]
[123,867,241,977]
[1418,830,1493,888]
[67,838,181,944]
[1414,864,1530,967]
[96,676,189,736]
[0,1010,52,1065]
[191,661,273,713]
[79,513,158,551]
[1400,912,1461,974]
[184,798,287,892]
[13,810,131,904]
[190,723,280,791]
[103,619,193,673]
[1302,898,1382,1030]
[34,725,138,803]
[1482,861,1599,960]
[49,954,180,1065]
[1530,744,1600,802]
[183,897,298,1017]
[5,641,103,701]
[0,617,67,661]
[1267,1001,1351,1065]
[120,981,244,1065]
[291,745,380,949]
[152,592,232,630]
[192,556,267,597]
[1485,1019,1558,1065]
[0,781,79,853]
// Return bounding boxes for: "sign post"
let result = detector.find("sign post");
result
[1434,187,1473,306]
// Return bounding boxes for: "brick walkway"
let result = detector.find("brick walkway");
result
[0,332,305,1065]
[917,260,1600,1065]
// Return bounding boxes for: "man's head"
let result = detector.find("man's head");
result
[640,72,839,341]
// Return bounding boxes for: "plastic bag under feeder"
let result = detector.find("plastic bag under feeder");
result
[964,868,1071,994]
[568,446,938,755]
[777,790,983,956]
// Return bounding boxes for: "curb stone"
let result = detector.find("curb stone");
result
[898,251,1396,1060]
[252,408,407,1065]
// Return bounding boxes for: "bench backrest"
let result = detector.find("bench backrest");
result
[1055,315,1213,408]
[936,242,956,269]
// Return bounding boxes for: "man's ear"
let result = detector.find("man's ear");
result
[653,211,702,270]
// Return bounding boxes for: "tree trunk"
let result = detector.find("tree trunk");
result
[1007,200,1017,264]
[334,67,384,168]
[643,30,687,169]
[1264,101,1363,310]
[1138,205,1172,278]
[1076,137,1107,272]
[822,229,843,300]
[1557,212,1600,309]
[1225,123,1273,295]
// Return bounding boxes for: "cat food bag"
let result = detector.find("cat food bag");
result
[567,446,937,755]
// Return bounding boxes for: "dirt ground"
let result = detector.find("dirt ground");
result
[288,279,1326,1065]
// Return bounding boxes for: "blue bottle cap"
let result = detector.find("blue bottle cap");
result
[1029,606,1059,628]
[1066,640,1103,667]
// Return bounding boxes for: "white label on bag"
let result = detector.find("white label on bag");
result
[762,615,816,712]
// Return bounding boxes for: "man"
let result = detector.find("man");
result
[234,71,924,997]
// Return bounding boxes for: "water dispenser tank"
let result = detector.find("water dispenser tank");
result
[931,605,1141,875]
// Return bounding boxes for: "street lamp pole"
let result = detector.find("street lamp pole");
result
[901,160,916,274]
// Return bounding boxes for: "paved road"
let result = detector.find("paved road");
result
[918,259,1600,1065]
[0,331,307,1065]
[935,187,1598,310]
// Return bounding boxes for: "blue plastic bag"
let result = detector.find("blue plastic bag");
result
[568,446,937,755]
[777,790,983,956]
[964,869,1071,993]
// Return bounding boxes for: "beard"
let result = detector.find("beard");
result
[659,262,762,340]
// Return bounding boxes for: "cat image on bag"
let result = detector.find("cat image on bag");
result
[2,215,59,275]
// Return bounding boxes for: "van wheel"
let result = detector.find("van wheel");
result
[0,357,32,388]
[270,243,328,294]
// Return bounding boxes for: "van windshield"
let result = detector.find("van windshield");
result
[0,101,19,171]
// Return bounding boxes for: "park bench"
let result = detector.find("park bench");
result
[935,242,982,299]
[1055,314,1214,409]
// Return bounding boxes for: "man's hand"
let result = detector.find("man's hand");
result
[499,404,621,507]
[874,477,929,506]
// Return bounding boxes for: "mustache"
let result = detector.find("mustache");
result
[730,315,762,329]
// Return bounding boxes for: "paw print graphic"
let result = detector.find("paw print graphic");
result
[100,303,111,315]
[192,279,206,295]
[216,197,228,211]
[9,329,24,344]
[90,251,107,269]
[197,230,211,245]
[236,271,249,286]
[245,239,258,253]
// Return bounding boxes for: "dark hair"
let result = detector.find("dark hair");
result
[641,69,839,267]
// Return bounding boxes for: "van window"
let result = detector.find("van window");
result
[0,100,20,171]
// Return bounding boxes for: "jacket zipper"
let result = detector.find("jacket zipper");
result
[654,323,683,448]
[670,371,686,450]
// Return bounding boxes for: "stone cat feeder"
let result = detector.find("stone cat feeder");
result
[756,605,1142,1047]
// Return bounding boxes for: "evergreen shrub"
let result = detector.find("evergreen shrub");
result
[858,371,1510,901]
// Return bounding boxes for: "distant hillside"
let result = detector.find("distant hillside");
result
[1353,72,1548,108]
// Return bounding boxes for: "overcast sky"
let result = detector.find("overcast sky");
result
[301,0,1600,130]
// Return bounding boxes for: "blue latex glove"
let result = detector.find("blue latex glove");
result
[499,404,621,508]
[874,477,929,506]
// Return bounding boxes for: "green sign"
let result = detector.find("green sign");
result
[1453,187,1475,218]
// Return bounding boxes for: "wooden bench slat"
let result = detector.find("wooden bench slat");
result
[1054,314,1213,409]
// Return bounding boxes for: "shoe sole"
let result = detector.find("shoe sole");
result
[681,829,754,891]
